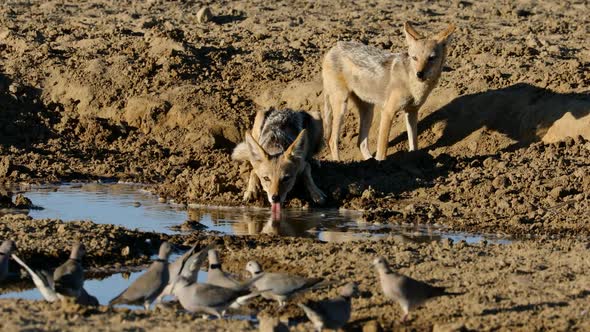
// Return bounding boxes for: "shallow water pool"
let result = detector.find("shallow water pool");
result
[18,183,511,244]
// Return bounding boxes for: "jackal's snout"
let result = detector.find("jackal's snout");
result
[416,70,425,81]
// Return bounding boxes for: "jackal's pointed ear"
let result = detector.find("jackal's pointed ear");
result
[285,129,307,162]
[404,22,423,42]
[434,23,456,44]
[244,131,268,164]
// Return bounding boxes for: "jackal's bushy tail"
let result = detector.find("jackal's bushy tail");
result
[231,142,249,161]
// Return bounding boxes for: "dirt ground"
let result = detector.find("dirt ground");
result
[0,0,589,331]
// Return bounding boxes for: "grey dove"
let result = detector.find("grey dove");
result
[11,253,59,302]
[109,241,172,310]
[172,250,265,318]
[0,240,16,282]
[156,243,213,303]
[13,251,97,305]
[298,282,359,331]
[53,242,85,298]
[245,260,325,307]
[207,249,242,289]
[373,256,457,321]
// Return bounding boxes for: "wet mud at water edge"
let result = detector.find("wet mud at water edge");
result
[0,0,589,331]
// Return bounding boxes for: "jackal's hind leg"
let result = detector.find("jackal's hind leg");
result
[352,95,375,160]
[328,93,348,161]
[302,162,326,205]
[243,170,260,202]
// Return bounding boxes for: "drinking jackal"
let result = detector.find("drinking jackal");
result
[232,108,326,215]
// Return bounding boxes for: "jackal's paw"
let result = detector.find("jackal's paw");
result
[311,190,327,205]
[243,190,257,202]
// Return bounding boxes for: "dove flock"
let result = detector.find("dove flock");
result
[1,238,462,329]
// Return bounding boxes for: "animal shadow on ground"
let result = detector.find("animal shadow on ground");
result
[389,83,590,151]
[211,13,246,25]
[298,84,589,207]
[481,301,569,316]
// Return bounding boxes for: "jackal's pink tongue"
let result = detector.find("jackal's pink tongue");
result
[271,203,281,215]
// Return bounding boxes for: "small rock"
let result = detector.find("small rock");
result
[258,315,288,332]
[492,175,510,189]
[433,322,468,332]
[132,202,142,207]
[362,320,382,332]
[549,186,566,200]
[510,215,527,225]
[57,224,67,234]
[121,246,131,257]
[13,194,33,209]
[158,197,166,203]
[196,7,213,23]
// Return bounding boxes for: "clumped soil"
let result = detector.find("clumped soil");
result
[0,0,589,331]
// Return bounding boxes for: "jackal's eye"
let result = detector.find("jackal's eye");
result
[281,175,291,182]
[263,176,271,182]
[411,56,418,61]
[428,53,436,60]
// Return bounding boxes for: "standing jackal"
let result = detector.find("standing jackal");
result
[322,22,455,160]
[232,108,326,214]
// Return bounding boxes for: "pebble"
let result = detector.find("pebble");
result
[196,7,213,23]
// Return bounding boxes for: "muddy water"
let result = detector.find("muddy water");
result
[21,183,511,244]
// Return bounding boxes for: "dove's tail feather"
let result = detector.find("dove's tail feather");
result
[301,278,331,292]
[11,254,59,302]
[231,289,269,308]
[298,303,324,327]
[108,291,127,306]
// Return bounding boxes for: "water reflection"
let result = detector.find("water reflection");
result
[8,183,510,244]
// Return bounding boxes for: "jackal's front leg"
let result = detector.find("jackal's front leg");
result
[376,110,395,161]
[376,93,407,160]
[404,110,418,151]
[243,170,260,202]
[302,162,326,205]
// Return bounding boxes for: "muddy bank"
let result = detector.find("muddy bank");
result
[0,0,588,233]
[1,229,589,331]
[0,214,166,269]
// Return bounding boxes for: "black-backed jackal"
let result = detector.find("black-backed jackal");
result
[322,22,455,160]
[232,108,326,215]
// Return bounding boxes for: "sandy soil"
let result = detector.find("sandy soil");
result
[0,0,589,330]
